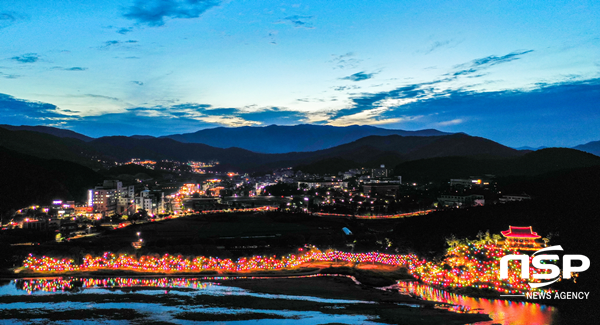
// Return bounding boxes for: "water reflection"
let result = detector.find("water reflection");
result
[0,277,383,325]
[397,281,559,325]
[11,277,212,294]
[3,276,376,305]
[0,277,560,324]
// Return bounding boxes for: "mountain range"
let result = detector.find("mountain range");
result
[0,126,526,172]
[0,124,93,142]
[4,124,598,156]
[2,124,600,213]
[573,140,600,157]
[162,124,450,153]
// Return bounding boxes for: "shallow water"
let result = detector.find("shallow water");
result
[0,277,384,324]
[0,277,560,324]
[395,281,559,325]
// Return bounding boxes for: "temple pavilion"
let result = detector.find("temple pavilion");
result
[501,226,543,251]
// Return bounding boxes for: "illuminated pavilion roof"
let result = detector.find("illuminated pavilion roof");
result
[501,226,541,239]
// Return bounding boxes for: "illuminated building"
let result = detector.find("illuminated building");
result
[88,188,117,217]
[437,194,485,207]
[363,183,400,196]
[371,164,389,178]
[135,190,165,215]
[297,180,349,190]
[501,226,542,251]
[499,194,532,203]
[450,177,494,188]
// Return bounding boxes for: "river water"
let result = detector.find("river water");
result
[396,281,559,325]
[0,277,559,324]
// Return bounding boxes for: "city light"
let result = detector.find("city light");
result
[21,241,562,295]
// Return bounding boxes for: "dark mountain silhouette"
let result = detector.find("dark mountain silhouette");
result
[394,148,600,182]
[0,124,93,142]
[87,136,266,168]
[0,127,100,167]
[130,135,156,140]
[0,146,103,214]
[279,133,523,168]
[163,124,451,153]
[0,126,527,172]
[573,140,600,157]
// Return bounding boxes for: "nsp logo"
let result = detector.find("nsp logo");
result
[500,245,590,288]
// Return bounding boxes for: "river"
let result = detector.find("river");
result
[0,277,559,324]
[396,281,559,325]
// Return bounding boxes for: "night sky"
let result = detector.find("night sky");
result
[1,0,599,147]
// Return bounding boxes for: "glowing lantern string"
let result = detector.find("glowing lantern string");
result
[21,242,558,295]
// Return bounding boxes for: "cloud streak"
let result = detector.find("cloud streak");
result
[97,40,138,50]
[117,27,133,34]
[0,94,74,121]
[11,53,39,63]
[341,71,378,82]
[0,12,17,29]
[448,50,533,77]
[124,0,221,27]
[52,66,88,71]
[278,15,314,29]
[422,39,462,54]
[330,52,362,70]
[329,50,535,121]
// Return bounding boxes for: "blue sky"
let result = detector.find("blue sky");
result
[1,0,599,147]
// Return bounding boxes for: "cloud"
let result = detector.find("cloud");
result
[125,103,307,125]
[333,85,360,91]
[448,50,533,77]
[323,77,600,147]
[97,40,138,50]
[0,93,74,123]
[2,78,599,145]
[419,39,463,54]
[278,15,314,28]
[0,95,303,136]
[330,52,362,70]
[329,82,437,120]
[99,40,120,49]
[123,0,221,27]
[65,67,87,71]
[0,11,24,29]
[341,71,378,82]
[76,105,305,136]
[82,94,121,101]
[436,119,464,126]
[238,107,307,125]
[52,66,88,71]
[329,50,537,121]
[327,106,418,127]
[117,27,134,34]
[376,78,600,137]
[11,53,39,63]
[0,72,20,79]
[0,12,15,28]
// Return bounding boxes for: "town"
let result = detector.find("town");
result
[1,156,531,245]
